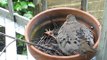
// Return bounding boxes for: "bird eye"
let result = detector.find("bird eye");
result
[74,41,77,44]
[63,38,66,40]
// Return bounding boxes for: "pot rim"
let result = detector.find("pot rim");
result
[25,7,101,58]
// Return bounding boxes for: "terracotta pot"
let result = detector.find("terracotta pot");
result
[25,7,101,60]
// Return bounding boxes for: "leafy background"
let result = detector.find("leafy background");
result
[0,0,35,19]
[0,0,35,55]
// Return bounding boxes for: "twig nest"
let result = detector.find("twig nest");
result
[32,14,96,56]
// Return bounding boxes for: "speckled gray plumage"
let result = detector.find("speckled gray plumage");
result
[56,14,95,55]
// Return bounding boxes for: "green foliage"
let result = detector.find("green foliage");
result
[16,33,27,55]
[0,0,35,55]
[28,2,35,8]
[23,11,33,18]
[0,0,35,19]
[0,0,7,8]
[13,0,35,19]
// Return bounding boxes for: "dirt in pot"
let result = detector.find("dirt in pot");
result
[31,14,96,56]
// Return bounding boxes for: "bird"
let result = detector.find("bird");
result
[55,14,96,55]
[44,14,96,56]
[79,38,96,55]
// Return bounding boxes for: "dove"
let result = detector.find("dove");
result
[79,38,96,55]
[55,14,95,55]
[44,14,95,55]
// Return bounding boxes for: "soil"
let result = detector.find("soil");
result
[31,18,69,56]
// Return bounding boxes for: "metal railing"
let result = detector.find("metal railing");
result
[0,0,91,60]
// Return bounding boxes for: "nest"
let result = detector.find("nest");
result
[32,14,95,56]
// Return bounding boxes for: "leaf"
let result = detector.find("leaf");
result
[20,1,28,9]
[0,0,7,7]
[1,0,7,5]
[28,2,35,8]
[22,50,27,55]
[23,11,33,19]
[14,3,22,11]
[23,13,33,19]
[16,33,24,39]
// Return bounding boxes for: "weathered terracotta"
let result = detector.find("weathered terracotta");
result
[25,7,101,60]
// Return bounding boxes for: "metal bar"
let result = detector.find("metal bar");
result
[0,32,35,45]
[5,0,17,60]
[96,0,107,60]
[33,0,41,14]
[41,0,47,11]
[81,0,88,11]
[5,17,17,60]
[7,0,14,14]
[0,7,29,26]
[0,7,29,35]
[33,0,47,15]
[0,52,27,60]
[7,0,15,21]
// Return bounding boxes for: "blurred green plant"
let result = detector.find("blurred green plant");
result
[16,33,27,55]
[0,0,8,8]
[13,0,35,19]
[0,0,35,54]
[0,0,35,19]
[0,0,47,55]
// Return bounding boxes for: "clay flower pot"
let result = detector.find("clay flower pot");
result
[25,7,101,60]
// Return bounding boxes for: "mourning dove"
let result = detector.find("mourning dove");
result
[56,14,95,55]
[79,38,96,55]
